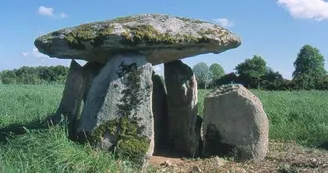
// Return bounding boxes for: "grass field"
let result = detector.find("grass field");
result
[1,85,328,172]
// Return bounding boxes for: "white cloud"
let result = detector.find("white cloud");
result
[277,0,328,21]
[212,18,234,27]
[22,48,48,59]
[38,6,54,17]
[32,48,48,58]
[22,52,29,57]
[37,6,68,19]
[59,12,68,19]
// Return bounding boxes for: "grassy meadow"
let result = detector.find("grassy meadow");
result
[1,84,328,172]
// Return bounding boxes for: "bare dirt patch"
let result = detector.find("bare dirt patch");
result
[148,140,328,173]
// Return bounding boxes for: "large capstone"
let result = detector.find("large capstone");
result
[164,60,200,157]
[202,84,269,161]
[50,60,84,139]
[34,14,241,65]
[77,54,154,166]
[152,73,168,153]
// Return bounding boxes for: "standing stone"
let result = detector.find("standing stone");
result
[49,60,84,139]
[77,54,154,166]
[81,62,104,101]
[164,60,200,157]
[203,84,269,161]
[152,72,168,153]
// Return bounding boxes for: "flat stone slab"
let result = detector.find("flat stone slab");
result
[34,14,241,65]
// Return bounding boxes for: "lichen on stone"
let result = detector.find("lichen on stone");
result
[90,116,149,163]
[120,24,212,45]
[115,116,149,162]
[64,23,114,49]
[89,60,151,165]
[176,16,205,24]
[110,16,136,23]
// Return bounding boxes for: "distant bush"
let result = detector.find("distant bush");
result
[315,75,328,90]
[0,66,69,85]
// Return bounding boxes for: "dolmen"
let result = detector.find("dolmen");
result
[34,14,241,166]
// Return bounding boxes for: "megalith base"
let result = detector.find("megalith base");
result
[77,53,154,166]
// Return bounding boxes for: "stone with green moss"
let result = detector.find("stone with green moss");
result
[34,14,241,65]
[77,53,154,167]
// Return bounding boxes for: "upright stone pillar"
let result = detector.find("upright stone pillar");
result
[77,54,154,166]
[152,73,168,153]
[49,60,84,139]
[164,60,200,157]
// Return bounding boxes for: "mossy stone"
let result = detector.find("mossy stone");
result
[120,24,212,46]
[77,54,154,167]
[64,24,115,49]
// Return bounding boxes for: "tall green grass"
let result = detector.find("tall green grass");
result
[1,85,328,172]
[0,84,63,127]
[0,84,136,172]
[198,89,328,148]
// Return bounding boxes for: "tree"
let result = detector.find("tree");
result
[0,65,69,85]
[0,70,17,84]
[214,72,238,87]
[235,55,267,89]
[292,45,326,89]
[209,63,225,84]
[192,62,210,89]
[261,67,284,90]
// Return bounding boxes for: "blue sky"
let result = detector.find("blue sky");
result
[1,0,328,79]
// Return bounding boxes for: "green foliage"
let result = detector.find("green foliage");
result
[260,67,285,90]
[292,45,326,90]
[192,62,211,89]
[235,55,267,89]
[315,75,328,90]
[0,65,69,85]
[198,89,328,147]
[0,70,17,84]
[212,72,238,87]
[209,63,225,83]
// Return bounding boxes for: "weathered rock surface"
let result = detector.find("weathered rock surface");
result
[202,84,269,161]
[164,60,200,157]
[34,14,241,65]
[81,62,104,101]
[77,53,154,166]
[152,73,168,152]
[50,60,84,139]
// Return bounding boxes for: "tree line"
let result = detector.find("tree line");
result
[193,44,328,90]
[1,44,328,90]
[0,66,69,84]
